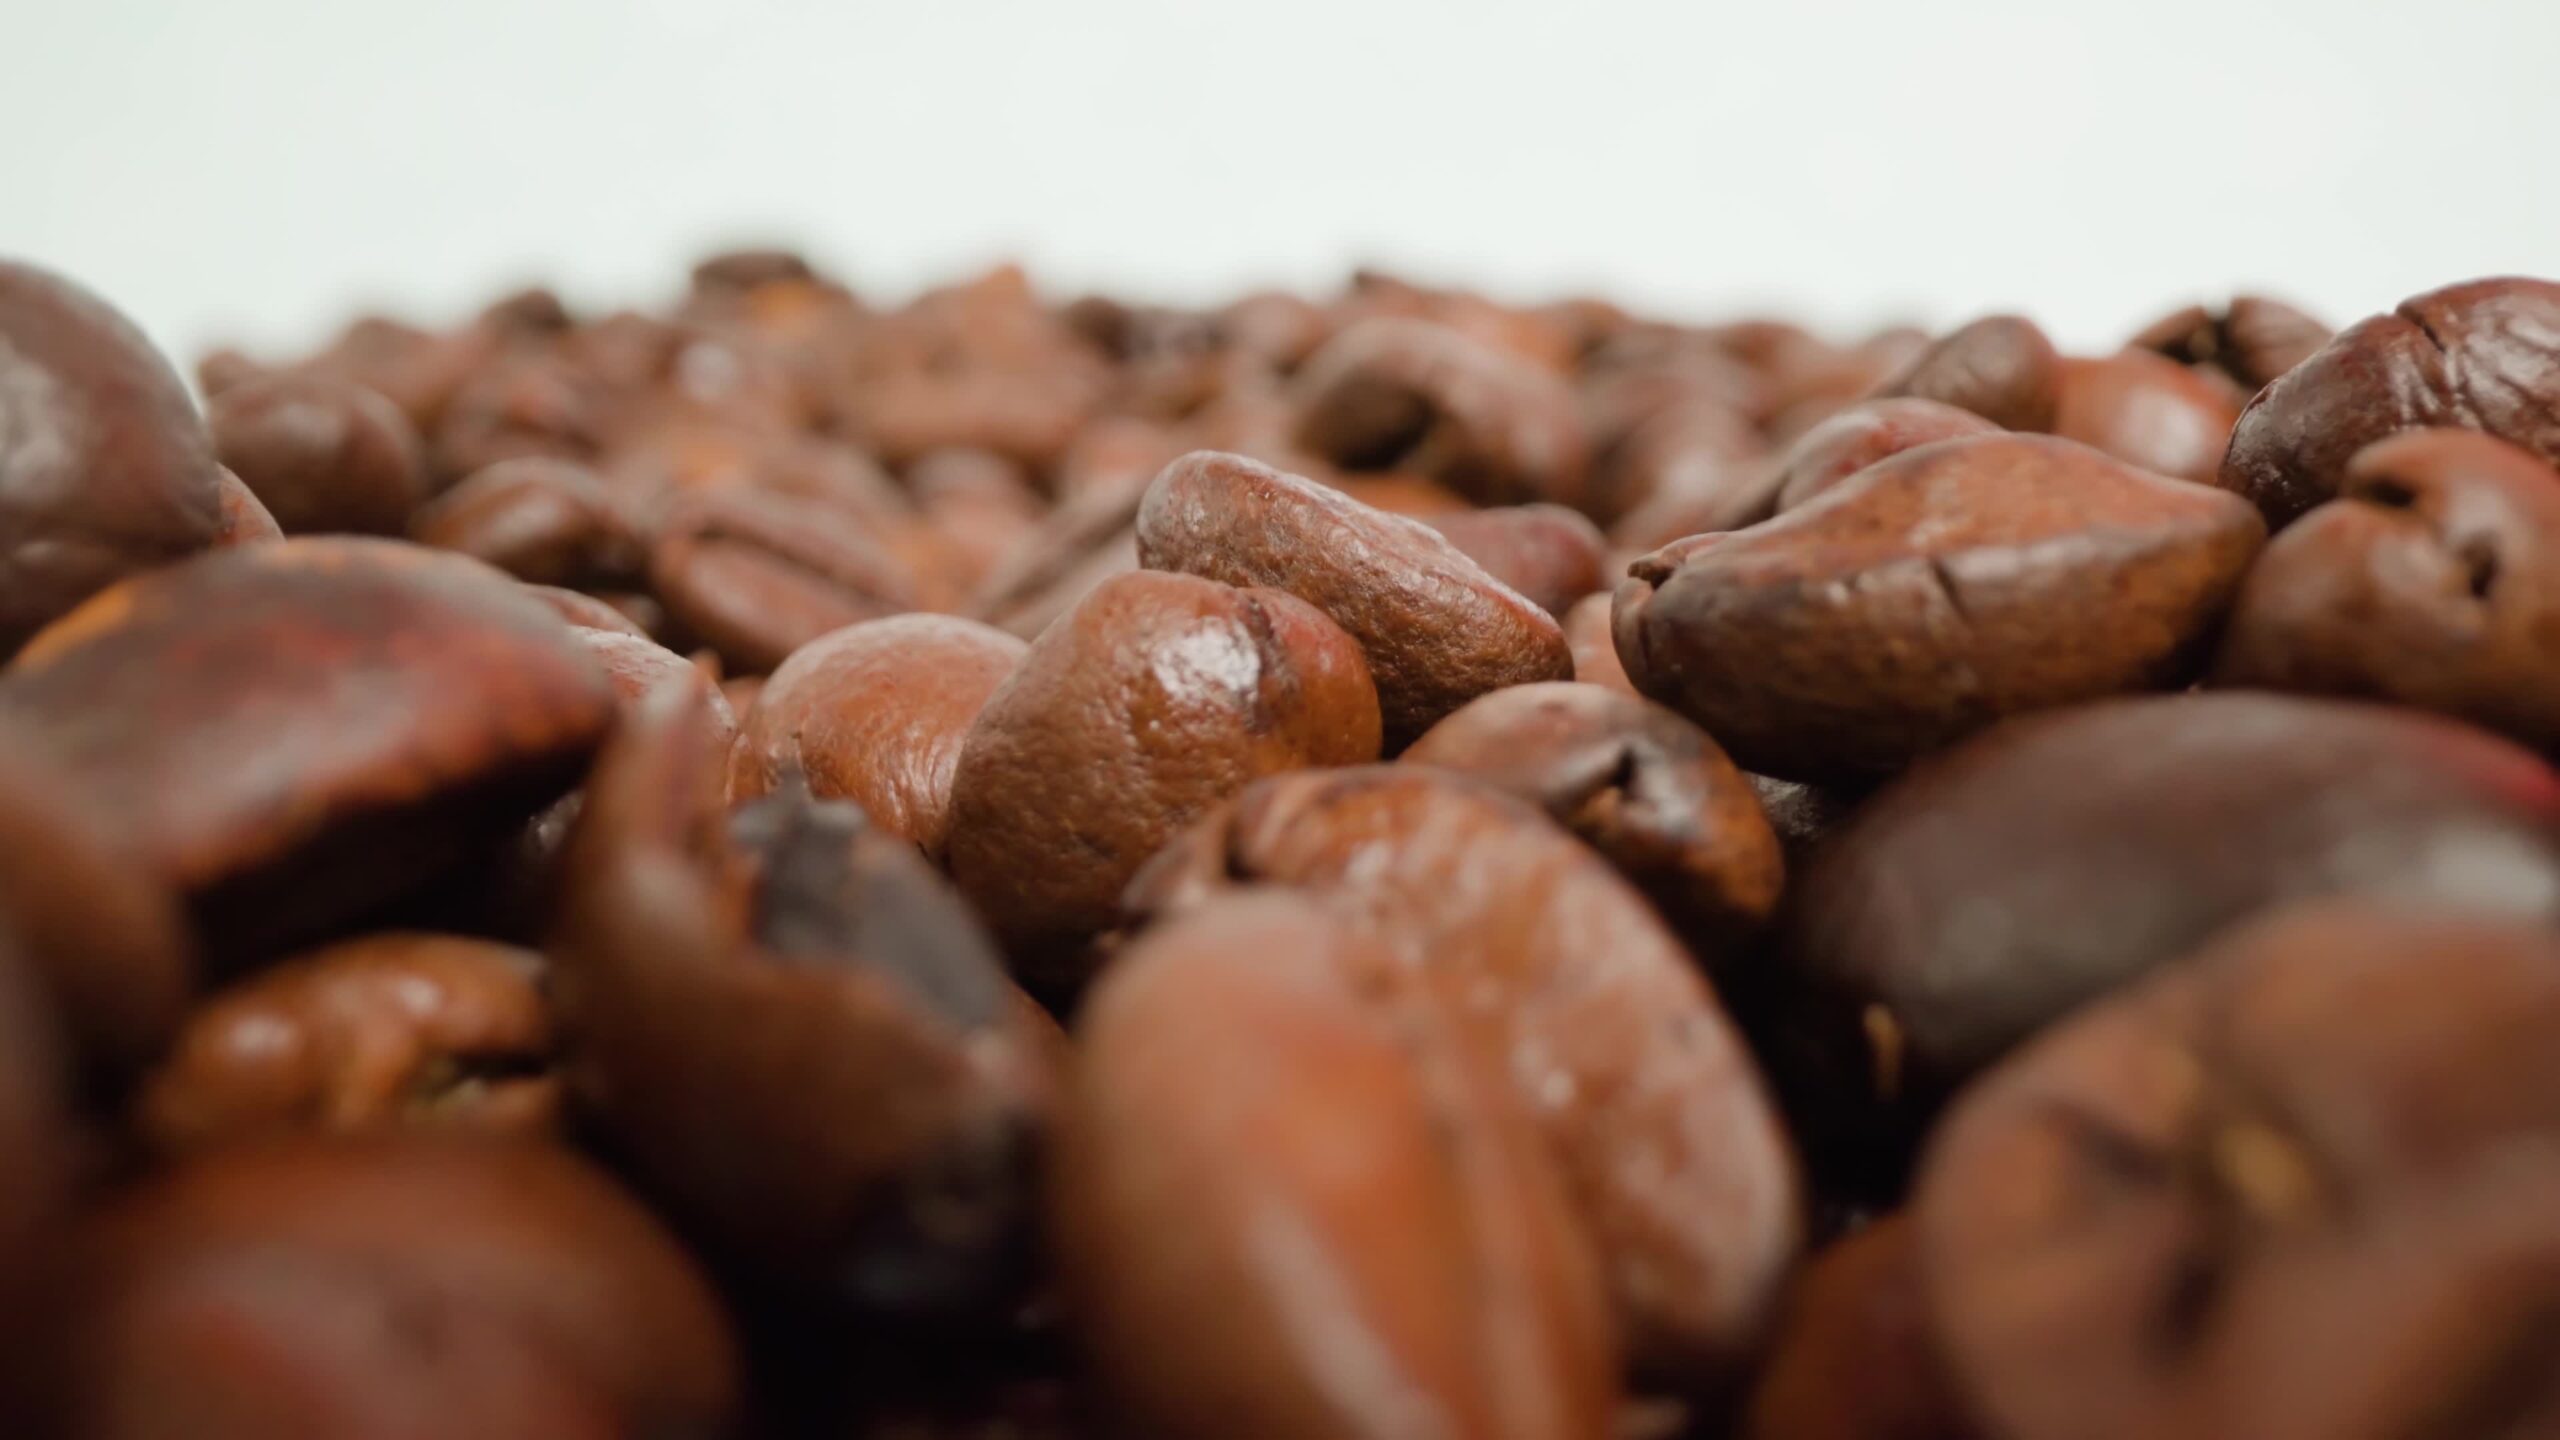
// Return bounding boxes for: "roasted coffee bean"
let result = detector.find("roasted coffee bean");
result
[2220,276,2560,527]
[207,373,429,535]
[525,582,651,637]
[1742,1218,1976,1440]
[1053,892,1618,1440]
[969,478,1143,641]
[1915,902,2560,1440]
[649,487,925,673]
[299,314,498,436]
[476,285,575,339]
[0,260,225,657]
[1404,683,1784,954]
[1127,766,1799,1382]
[1773,691,2560,1190]
[1769,398,1997,513]
[431,350,609,481]
[1595,400,1774,541]
[555,685,1058,1321]
[907,447,1046,593]
[1874,315,2061,433]
[49,1136,738,1439]
[409,457,646,588]
[0,931,64,1368]
[208,468,283,547]
[2048,348,2240,483]
[2213,428,2560,746]
[1293,318,1591,508]
[1565,592,1639,697]
[0,538,616,964]
[1138,450,1571,747]
[136,934,557,1153]
[2130,294,2331,394]
[1615,433,2265,782]
[946,569,1379,972]
[1426,503,1610,617]
[1745,774,1861,867]
[732,614,1026,863]
[572,626,738,753]
[691,247,820,293]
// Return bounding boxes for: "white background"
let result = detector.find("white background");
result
[6,0,2556,365]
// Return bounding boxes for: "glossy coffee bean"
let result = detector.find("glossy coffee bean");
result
[136,934,557,1153]
[409,457,646,588]
[1769,398,1997,513]
[1565,592,1639,697]
[0,260,225,657]
[1138,451,1571,747]
[208,468,283,547]
[1615,434,2265,782]
[1742,1218,1976,1440]
[50,1136,738,1440]
[572,626,738,754]
[1293,318,1591,508]
[1916,902,2560,1440]
[2213,429,2560,747]
[0,538,616,964]
[2048,349,2241,483]
[947,570,1379,971]
[732,614,1027,863]
[1875,315,2061,433]
[1427,503,1610,617]
[208,373,429,535]
[1774,692,2560,1189]
[1404,683,1784,955]
[1127,766,1800,1383]
[649,487,924,673]
[555,686,1058,1321]
[2220,276,2560,527]
[2130,294,2331,393]
[1053,892,1618,1440]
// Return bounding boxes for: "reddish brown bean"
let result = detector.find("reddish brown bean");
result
[209,374,429,535]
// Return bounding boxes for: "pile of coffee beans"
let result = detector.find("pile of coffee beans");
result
[2,247,2558,1438]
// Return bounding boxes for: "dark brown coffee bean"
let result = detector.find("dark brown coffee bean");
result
[732,614,1026,864]
[1742,1218,1977,1440]
[1220,289,1331,371]
[908,447,1045,593]
[1565,592,1639,697]
[476,285,574,339]
[1053,892,1618,1440]
[690,247,819,293]
[1773,691,2560,1190]
[1595,401,1773,539]
[208,373,428,535]
[947,570,1379,971]
[0,260,225,657]
[1770,398,1999,513]
[1874,315,2061,433]
[1294,318,1591,508]
[1404,682,1784,954]
[649,487,924,673]
[136,934,557,1153]
[1137,451,1571,748]
[2213,428,2560,747]
[571,626,737,750]
[301,314,497,436]
[0,931,64,1367]
[208,467,282,547]
[2048,349,2240,483]
[2220,276,2560,527]
[524,582,650,637]
[431,351,608,481]
[50,1136,738,1440]
[555,685,1058,1321]
[1746,773,1861,867]
[1126,766,1799,1382]
[2131,294,2333,394]
[1915,902,2560,1440]
[969,477,1143,641]
[1426,503,1610,617]
[1615,433,2265,782]
[0,538,616,964]
[409,457,646,588]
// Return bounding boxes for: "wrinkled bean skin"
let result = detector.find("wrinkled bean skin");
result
[1742,1218,1977,1440]
[947,569,1380,972]
[409,457,646,588]
[208,374,429,535]
[1769,398,1997,513]
[136,934,557,1153]
[1773,692,2560,1191]
[1294,318,1591,508]
[0,260,225,657]
[1126,766,1800,1384]
[2130,295,2331,393]
[555,686,1060,1322]
[45,1137,738,1440]
[1139,451,1571,747]
[1053,893,1618,1440]
[1404,683,1784,955]
[1615,434,2266,783]
[2219,277,2560,527]
[1875,316,2061,433]
[650,487,926,674]
[1916,903,2560,1440]
[0,539,616,964]
[2213,429,2560,747]
[1427,504,1611,617]
[2048,349,2240,483]
[1565,592,1639,697]
[731,614,1027,863]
